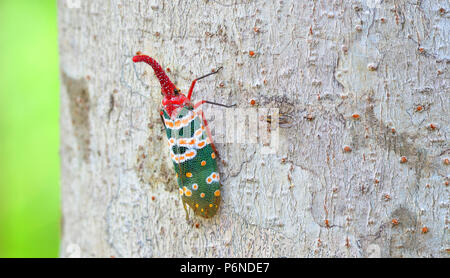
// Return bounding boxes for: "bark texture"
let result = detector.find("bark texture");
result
[58,0,449,258]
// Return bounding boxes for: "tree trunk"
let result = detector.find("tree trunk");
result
[58,0,449,258]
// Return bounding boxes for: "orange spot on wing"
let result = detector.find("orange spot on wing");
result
[201,161,206,166]
[179,139,187,145]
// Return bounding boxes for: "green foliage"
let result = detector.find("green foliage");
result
[0,0,60,257]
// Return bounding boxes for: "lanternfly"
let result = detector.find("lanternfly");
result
[133,55,234,219]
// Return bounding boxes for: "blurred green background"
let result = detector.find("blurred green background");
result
[0,0,60,257]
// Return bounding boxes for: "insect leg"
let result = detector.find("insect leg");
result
[196,109,219,156]
[183,199,190,221]
[159,113,166,129]
[187,67,223,100]
[194,100,236,109]
[194,100,236,156]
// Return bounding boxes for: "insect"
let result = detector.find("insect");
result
[132,54,234,219]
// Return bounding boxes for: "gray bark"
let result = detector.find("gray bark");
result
[59,0,449,258]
